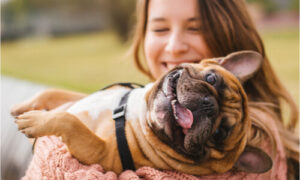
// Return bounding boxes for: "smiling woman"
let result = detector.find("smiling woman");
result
[143,0,212,79]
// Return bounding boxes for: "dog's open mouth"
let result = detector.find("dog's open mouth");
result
[162,69,194,135]
[154,66,219,159]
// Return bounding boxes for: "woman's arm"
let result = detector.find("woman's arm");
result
[11,88,87,116]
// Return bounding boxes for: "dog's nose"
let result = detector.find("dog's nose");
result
[202,97,211,105]
[200,96,218,117]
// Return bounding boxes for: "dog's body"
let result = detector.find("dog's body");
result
[13,51,273,175]
[63,84,167,173]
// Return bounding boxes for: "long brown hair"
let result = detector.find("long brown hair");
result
[130,0,299,170]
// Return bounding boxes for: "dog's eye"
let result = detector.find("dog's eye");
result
[212,127,228,143]
[205,73,217,85]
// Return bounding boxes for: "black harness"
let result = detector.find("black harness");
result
[103,82,144,171]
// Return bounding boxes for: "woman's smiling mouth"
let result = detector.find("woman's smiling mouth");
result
[162,59,202,70]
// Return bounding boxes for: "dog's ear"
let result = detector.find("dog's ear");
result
[234,145,273,173]
[217,51,263,83]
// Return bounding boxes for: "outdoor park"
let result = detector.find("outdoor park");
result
[1,0,298,97]
[2,0,299,99]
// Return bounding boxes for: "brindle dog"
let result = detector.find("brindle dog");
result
[13,51,272,175]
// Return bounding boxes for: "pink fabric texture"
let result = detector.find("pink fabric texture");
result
[23,117,287,180]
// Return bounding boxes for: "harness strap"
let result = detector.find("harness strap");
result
[113,90,135,171]
[111,82,144,171]
[100,82,144,91]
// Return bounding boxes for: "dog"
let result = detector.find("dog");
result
[12,51,273,175]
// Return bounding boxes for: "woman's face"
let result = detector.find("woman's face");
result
[144,0,212,79]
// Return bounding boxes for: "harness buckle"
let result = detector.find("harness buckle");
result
[113,104,127,120]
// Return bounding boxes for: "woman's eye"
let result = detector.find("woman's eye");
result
[205,73,217,85]
[152,28,169,33]
[188,27,200,31]
[187,26,202,33]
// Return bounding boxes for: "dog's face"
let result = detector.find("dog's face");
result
[147,60,247,160]
[146,51,272,173]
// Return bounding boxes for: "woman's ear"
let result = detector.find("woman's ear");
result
[234,145,273,173]
[217,51,264,83]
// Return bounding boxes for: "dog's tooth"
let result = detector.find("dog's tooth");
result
[163,76,177,101]
[171,99,176,105]
[171,100,178,120]
[174,114,178,120]
[174,113,178,120]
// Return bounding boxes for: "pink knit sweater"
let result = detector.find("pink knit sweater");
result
[22,116,287,180]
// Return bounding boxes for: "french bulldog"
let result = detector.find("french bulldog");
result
[13,51,272,175]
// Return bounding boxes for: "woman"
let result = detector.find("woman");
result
[12,0,298,179]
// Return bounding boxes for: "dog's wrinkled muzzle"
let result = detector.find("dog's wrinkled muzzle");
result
[162,69,194,134]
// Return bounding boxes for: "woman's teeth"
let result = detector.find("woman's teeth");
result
[166,63,178,70]
[163,60,201,70]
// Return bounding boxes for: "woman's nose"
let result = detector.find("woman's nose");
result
[165,31,188,56]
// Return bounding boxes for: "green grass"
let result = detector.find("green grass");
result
[2,29,299,106]
[260,28,299,105]
[1,31,149,93]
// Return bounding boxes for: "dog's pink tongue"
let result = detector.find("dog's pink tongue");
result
[174,102,193,130]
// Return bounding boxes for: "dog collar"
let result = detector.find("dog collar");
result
[111,82,144,171]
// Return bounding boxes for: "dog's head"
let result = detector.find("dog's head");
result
[146,51,272,174]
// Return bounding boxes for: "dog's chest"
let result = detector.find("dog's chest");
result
[66,88,129,134]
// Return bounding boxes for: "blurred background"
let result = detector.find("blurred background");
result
[1,0,299,179]
[1,0,299,95]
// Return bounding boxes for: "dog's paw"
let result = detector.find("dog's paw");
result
[11,100,43,117]
[15,110,50,138]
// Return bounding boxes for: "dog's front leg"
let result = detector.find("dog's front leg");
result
[11,89,87,116]
[15,110,106,165]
